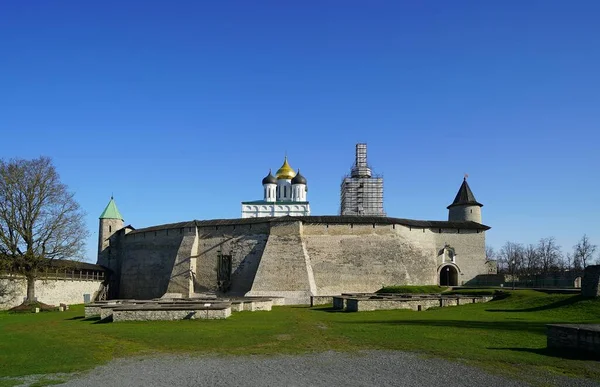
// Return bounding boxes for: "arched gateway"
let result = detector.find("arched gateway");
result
[440,265,458,286]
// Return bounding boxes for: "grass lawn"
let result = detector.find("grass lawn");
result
[1,290,599,385]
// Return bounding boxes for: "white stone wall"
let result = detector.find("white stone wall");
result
[292,184,307,201]
[0,276,103,310]
[241,203,310,218]
[263,183,276,202]
[276,179,292,201]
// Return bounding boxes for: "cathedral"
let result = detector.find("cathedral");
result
[241,157,310,218]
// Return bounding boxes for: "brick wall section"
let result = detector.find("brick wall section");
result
[582,265,600,298]
[119,228,187,299]
[165,228,199,297]
[246,221,315,303]
[303,224,435,294]
[196,223,269,294]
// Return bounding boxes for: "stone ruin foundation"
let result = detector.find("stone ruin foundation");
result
[84,294,283,322]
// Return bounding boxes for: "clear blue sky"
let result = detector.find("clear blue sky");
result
[1,1,599,262]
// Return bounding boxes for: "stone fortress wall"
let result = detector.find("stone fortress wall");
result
[114,217,489,303]
[0,276,104,310]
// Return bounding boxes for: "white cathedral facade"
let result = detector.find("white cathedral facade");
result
[241,157,311,218]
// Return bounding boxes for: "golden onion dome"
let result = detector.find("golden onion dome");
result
[275,157,296,180]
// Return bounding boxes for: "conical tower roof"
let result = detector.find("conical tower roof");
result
[99,197,124,220]
[447,178,483,209]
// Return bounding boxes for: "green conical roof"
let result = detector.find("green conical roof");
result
[99,197,124,220]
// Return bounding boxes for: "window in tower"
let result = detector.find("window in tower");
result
[284,186,287,197]
[109,225,112,232]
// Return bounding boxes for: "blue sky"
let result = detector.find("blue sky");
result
[1,1,599,262]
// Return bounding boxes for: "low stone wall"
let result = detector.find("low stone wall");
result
[1,276,104,310]
[547,324,600,355]
[242,299,273,311]
[346,298,441,312]
[340,294,493,312]
[113,306,231,322]
[84,305,103,318]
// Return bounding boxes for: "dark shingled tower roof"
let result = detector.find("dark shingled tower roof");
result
[262,170,277,185]
[291,169,307,185]
[447,178,483,209]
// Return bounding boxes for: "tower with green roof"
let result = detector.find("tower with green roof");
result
[97,196,124,268]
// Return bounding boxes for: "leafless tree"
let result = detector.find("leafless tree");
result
[499,241,524,275]
[537,237,562,274]
[523,244,540,276]
[485,245,496,261]
[573,234,597,270]
[565,252,574,272]
[0,157,88,303]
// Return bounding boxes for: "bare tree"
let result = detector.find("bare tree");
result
[537,237,562,274]
[523,244,540,276]
[0,157,88,303]
[565,252,574,272]
[573,234,597,270]
[499,241,524,275]
[485,245,496,261]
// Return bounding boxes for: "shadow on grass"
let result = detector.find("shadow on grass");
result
[311,307,346,313]
[486,295,585,313]
[92,316,113,324]
[66,316,85,320]
[77,316,100,322]
[336,319,553,334]
[488,346,600,361]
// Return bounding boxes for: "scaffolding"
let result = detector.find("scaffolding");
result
[340,143,386,216]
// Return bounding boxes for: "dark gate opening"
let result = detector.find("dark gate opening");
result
[440,265,458,286]
[217,254,232,292]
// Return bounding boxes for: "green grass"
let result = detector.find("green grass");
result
[443,288,500,296]
[1,291,600,385]
[376,285,449,293]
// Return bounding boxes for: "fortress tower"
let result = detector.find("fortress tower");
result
[447,177,483,223]
[97,196,124,268]
[340,143,385,216]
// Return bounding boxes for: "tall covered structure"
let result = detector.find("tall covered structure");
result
[340,143,385,216]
